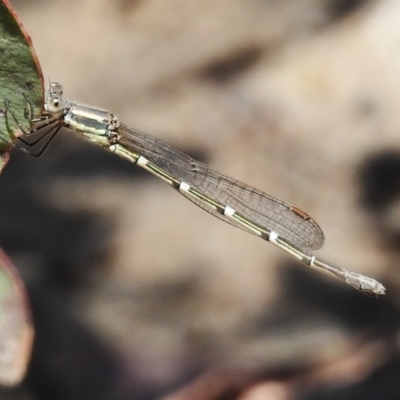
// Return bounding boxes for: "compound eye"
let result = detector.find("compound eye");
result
[50,82,63,96]
[47,96,64,115]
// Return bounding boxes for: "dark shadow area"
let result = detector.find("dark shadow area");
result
[0,140,116,288]
[26,285,122,400]
[326,0,373,21]
[298,356,400,400]
[250,261,396,341]
[199,47,263,84]
[357,149,400,247]
[358,150,400,212]
[279,262,396,333]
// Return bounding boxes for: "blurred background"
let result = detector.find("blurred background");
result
[0,0,399,399]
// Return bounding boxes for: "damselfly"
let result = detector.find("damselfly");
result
[2,83,385,296]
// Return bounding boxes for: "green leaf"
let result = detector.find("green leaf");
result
[0,0,44,168]
[0,249,33,386]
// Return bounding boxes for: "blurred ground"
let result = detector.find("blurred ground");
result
[0,0,400,399]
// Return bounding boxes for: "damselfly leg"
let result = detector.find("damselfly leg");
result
[2,98,62,157]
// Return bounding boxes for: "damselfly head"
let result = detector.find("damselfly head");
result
[45,82,64,117]
[48,82,63,97]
